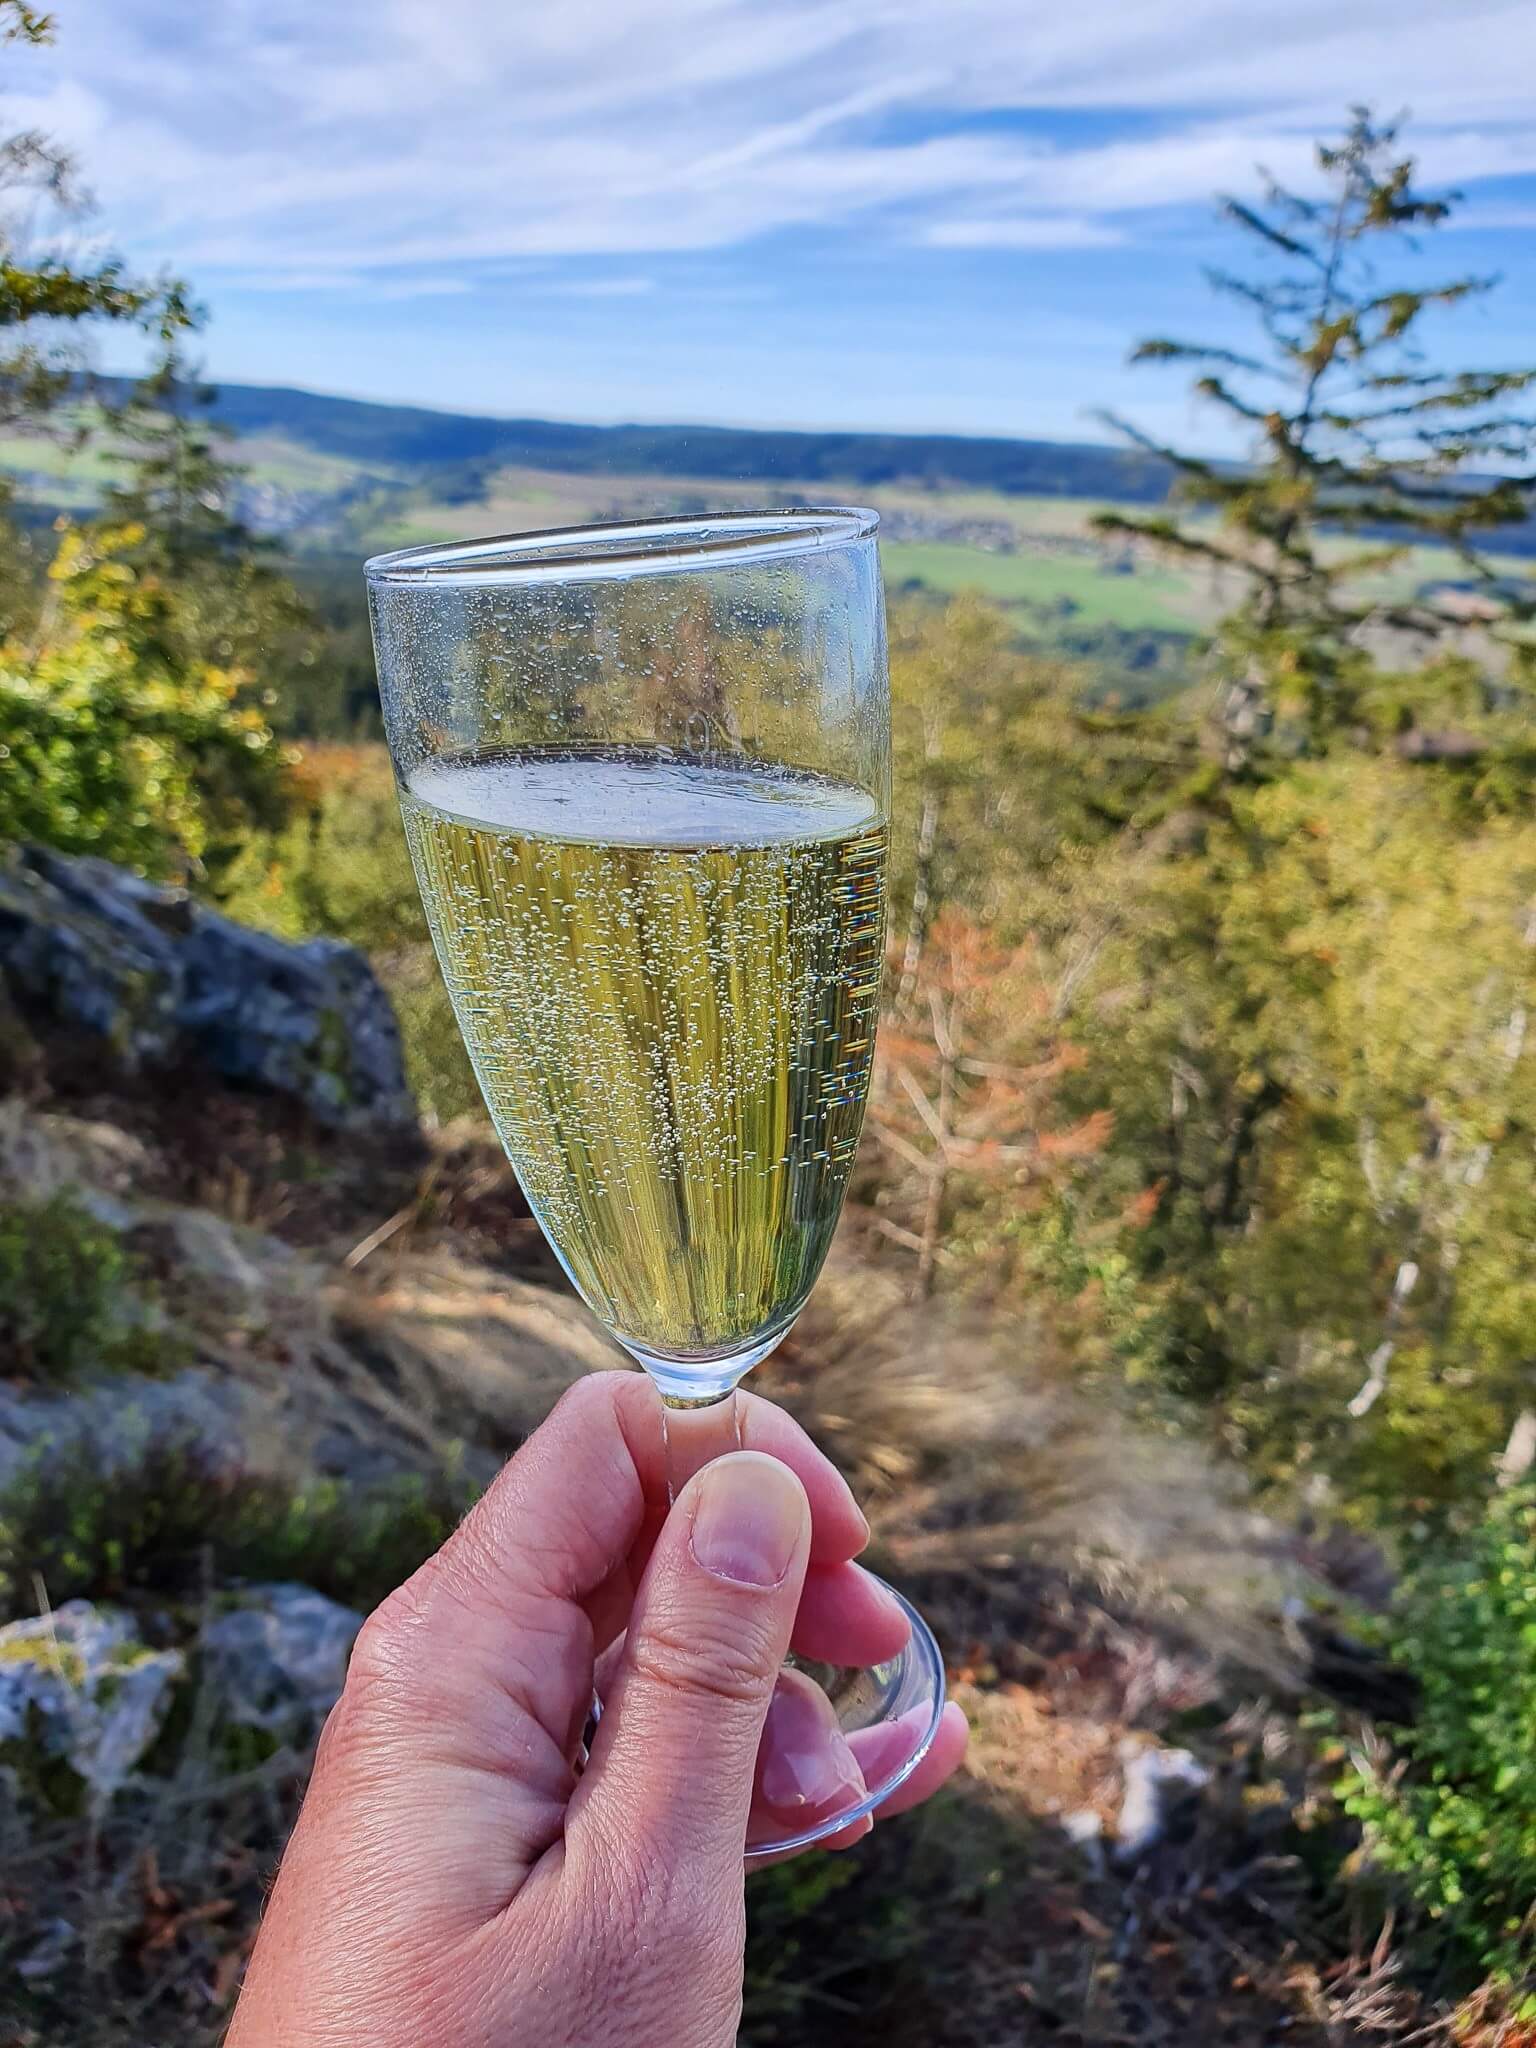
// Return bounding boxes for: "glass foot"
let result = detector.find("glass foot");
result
[743,1576,945,1864]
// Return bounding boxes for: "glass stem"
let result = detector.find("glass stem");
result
[659,1385,744,1503]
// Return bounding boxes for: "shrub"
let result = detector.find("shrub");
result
[1336,1485,1536,2006]
[0,1431,476,1622]
[0,1190,165,1381]
[0,524,289,880]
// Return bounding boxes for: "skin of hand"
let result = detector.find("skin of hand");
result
[227,1371,968,2048]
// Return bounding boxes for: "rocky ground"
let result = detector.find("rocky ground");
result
[0,847,1477,2046]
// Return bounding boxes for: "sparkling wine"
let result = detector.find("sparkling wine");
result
[400,749,886,1363]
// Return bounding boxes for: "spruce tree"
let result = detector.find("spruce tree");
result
[102,306,252,569]
[1100,110,1536,772]
[0,2,175,435]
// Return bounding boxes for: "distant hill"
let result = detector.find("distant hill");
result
[8,379,1529,588]
[93,376,1179,503]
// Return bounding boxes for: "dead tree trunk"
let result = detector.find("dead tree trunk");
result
[895,713,943,1017]
[1496,1408,1536,1489]
[913,990,957,1302]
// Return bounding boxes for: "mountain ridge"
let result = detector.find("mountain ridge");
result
[92,374,1180,501]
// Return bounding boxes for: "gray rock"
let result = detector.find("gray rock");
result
[0,844,416,1132]
[0,1106,618,1499]
[0,1371,255,1492]
[201,1585,362,1738]
[1061,1806,1107,1874]
[130,1208,278,1312]
[0,848,182,1062]
[1113,1738,1211,1861]
[0,1603,183,1801]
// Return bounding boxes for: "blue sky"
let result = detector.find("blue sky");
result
[14,0,1536,445]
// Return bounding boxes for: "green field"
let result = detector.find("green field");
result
[0,421,401,519]
[0,428,115,509]
[880,538,1203,630]
[227,434,403,494]
[3,405,1522,649]
[871,485,1127,541]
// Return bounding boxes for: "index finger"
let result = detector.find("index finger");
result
[548,1377,871,1652]
[352,1372,867,1738]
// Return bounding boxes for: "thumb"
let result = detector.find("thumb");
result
[571,1451,809,1878]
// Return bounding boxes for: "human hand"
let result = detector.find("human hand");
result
[227,1371,968,2047]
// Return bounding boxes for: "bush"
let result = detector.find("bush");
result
[0,1190,165,1381]
[0,1431,476,1621]
[1336,1485,1536,2006]
[0,524,289,880]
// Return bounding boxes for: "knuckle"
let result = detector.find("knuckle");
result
[343,1576,436,1715]
[550,1369,629,1431]
[629,1608,777,1710]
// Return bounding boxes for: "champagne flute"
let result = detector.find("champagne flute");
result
[366,509,945,1858]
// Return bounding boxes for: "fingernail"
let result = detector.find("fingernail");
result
[758,1676,867,1819]
[690,1454,806,1588]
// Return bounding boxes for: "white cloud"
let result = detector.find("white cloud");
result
[8,0,1536,282]
[535,276,658,297]
[923,216,1123,250]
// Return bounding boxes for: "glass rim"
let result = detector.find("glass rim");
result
[364,506,879,589]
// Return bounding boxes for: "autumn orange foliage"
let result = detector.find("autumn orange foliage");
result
[858,910,1110,1296]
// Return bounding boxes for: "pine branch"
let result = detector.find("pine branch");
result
[1102,105,1536,767]
[1091,512,1256,576]
[1217,196,1322,266]
[1190,375,1277,425]
[1323,374,1536,424]
[1131,338,1272,376]
[1090,408,1218,482]
[1204,268,1311,320]
[1,3,54,45]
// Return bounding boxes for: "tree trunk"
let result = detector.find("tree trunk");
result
[913,992,957,1302]
[895,786,939,1018]
[1496,1408,1536,1489]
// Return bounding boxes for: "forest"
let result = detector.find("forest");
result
[0,2,1534,2036]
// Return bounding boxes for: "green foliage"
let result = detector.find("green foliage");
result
[742,1854,862,2037]
[913,112,1536,1529]
[0,23,307,883]
[0,1431,475,1621]
[887,595,1166,944]
[1336,1487,1536,2002]
[1033,752,1536,1517]
[2,3,56,43]
[0,1190,165,1381]
[94,320,328,755]
[274,554,384,740]
[0,5,180,440]
[0,523,290,878]
[102,310,245,566]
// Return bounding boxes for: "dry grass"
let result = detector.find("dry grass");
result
[760,1253,1306,1703]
